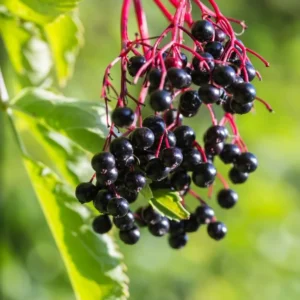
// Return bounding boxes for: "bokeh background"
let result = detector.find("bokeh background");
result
[2,0,300,299]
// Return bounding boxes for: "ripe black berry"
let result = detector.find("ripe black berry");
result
[204,125,229,144]
[110,137,133,159]
[119,226,140,245]
[219,144,241,164]
[145,158,170,181]
[149,90,172,112]
[204,41,224,59]
[93,189,114,213]
[151,131,177,150]
[161,147,183,169]
[217,189,238,209]
[229,167,248,184]
[191,70,210,86]
[212,65,236,87]
[173,125,196,149]
[181,148,202,171]
[92,215,113,234]
[112,107,135,128]
[142,205,162,224]
[113,211,135,231]
[231,100,253,114]
[195,205,215,224]
[130,127,155,150]
[167,67,191,89]
[235,152,258,173]
[191,20,215,42]
[91,152,116,173]
[207,221,227,240]
[184,213,200,232]
[168,233,188,249]
[215,28,226,42]
[75,182,98,204]
[115,155,135,170]
[148,217,170,237]
[118,187,138,204]
[125,171,147,192]
[232,82,256,104]
[198,84,221,104]
[192,162,217,188]
[143,115,166,137]
[234,60,256,82]
[192,52,215,72]
[170,170,191,191]
[179,90,202,117]
[128,55,146,76]
[205,142,224,156]
[107,197,129,217]
[164,109,183,126]
[148,68,162,87]
[169,220,185,236]
[96,167,118,186]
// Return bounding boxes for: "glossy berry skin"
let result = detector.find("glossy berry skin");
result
[207,221,227,241]
[167,68,191,89]
[212,65,236,87]
[205,41,224,59]
[173,125,196,149]
[151,131,177,150]
[235,152,258,173]
[170,170,191,191]
[161,147,183,169]
[204,125,229,144]
[232,82,256,104]
[222,97,235,114]
[191,70,210,86]
[219,144,241,164]
[215,28,226,42]
[107,197,129,217]
[148,217,170,237]
[111,107,135,128]
[192,162,217,188]
[217,189,238,209]
[148,68,162,87]
[205,142,224,156]
[96,167,118,186]
[192,52,215,72]
[229,167,249,184]
[113,211,135,231]
[181,148,202,171]
[128,55,146,76]
[143,115,166,137]
[110,137,133,160]
[115,155,135,170]
[150,90,172,112]
[75,182,98,204]
[195,205,215,224]
[231,100,253,114]
[164,109,183,126]
[145,158,170,181]
[130,127,155,150]
[191,20,215,42]
[91,152,116,173]
[179,90,202,117]
[198,84,221,104]
[138,152,156,170]
[93,189,114,213]
[184,213,200,233]
[234,60,256,82]
[118,187,138,204]
[125,171,147,192]
[169,220,185,236]
[92,215,113,234]
[142,205,162,224]
[168,233,188,249]
[119,226,140,245]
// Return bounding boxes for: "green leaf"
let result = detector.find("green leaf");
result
[140,183,154,202]
[150,189,190,221]
[0,0,82,24]
[11,88,108,154]
[45,14,84,87]
[23,157,129,299]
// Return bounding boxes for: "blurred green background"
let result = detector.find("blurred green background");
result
[2,0,300,299]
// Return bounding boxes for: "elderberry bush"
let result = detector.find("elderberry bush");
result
[75,0,271,249]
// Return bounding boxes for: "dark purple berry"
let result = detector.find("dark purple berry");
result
[125,171,147,192]
[161,147,183,169]
[92,215,113,234]
[130,127,155,150]
[231,100,253,114]
[148,217,170,237]
[205,41,224,59]
[205,142,224,156]
[168,233,188,249]
[212,65,236,87]
[234,60,256,82]
[119,226,140,245]
[107,197,129,217]
[96,167,118,186]
[204,125,229,144]
[229,167,248,184]
[112,107,135,128]
[235,152,258,173]
[191,20,215,42]
[75,182,98,204]
[170,170,191,191]
[217,189,238,209]
[167,67,191,89]
[148,68,162,87]
[219,144,241,164]
[169,220,185,236]
[173,125,196,149]
[184,213,200,233]
[207,221,227,240]
[181,148,202,171]
[179,90,202,117]
[91,152,115,173]
[232,82,256,104]
[145,158,170,181]
[164,109,183,126]
[110,137,133,160]
[128,55,146,76]
[143,115,166,137]
[150,90,172,112]
[192,163,217,188]
[142,205,162,224]
[113,211,135,231]
[93,189,114,213]
[198,84,221,104]
[192,52,215,72]
[215,28,226,42]
[195,205,215,224]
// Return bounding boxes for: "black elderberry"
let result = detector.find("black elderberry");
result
[75,182,98,204]
[230,100,253,114]
[146,158,170,181]
[205,142,224,156]
[217,189,238,209]
[222,97,235,114]
[130,127,155,150]
[219,143,241,164]
[232,82,256,104]
[91,152,116,173]
[198,84,221,104]
[179,90,202,117]
[191,70,210,86]
[195,205,215,224]
[212,65,236,87]
[93,189,114,213]
[112,107,135,128]
[110,137,133,159]
[191,20,215,42]
[226,76,244,94]
[161,147,183,169]
[96,167,118,186]
[137,151,156,170]
[118,187,138,204]
[151,131,177,150]
[115,155,135,170]
[204,125,229,144]
[184,213,200,233]
[181,148,202,171]
[113,211,135,231]
[192,162,217,188]
[207,221,227,241]
[92,215,113,234]
[192,52,215,72]
[163,109,183,126]
[173,125,196,149]
[148,68,162,87]
[119,226,140,245]
[168,233,188,249]
[167,67,191,89]
[205,41,224,59]
[215,28,226,42]
[142,205,162,224]
[125,171,147,192]
[229,167,249,184]
[150,90,172,112]
[234,60,256,82]
[107,197,129,217]
[148,217,170,237]
[169,220,185,236]
[170,170,191,191]
[235,152,258,173]
[143,115,166,137]
[128,55,146,76]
